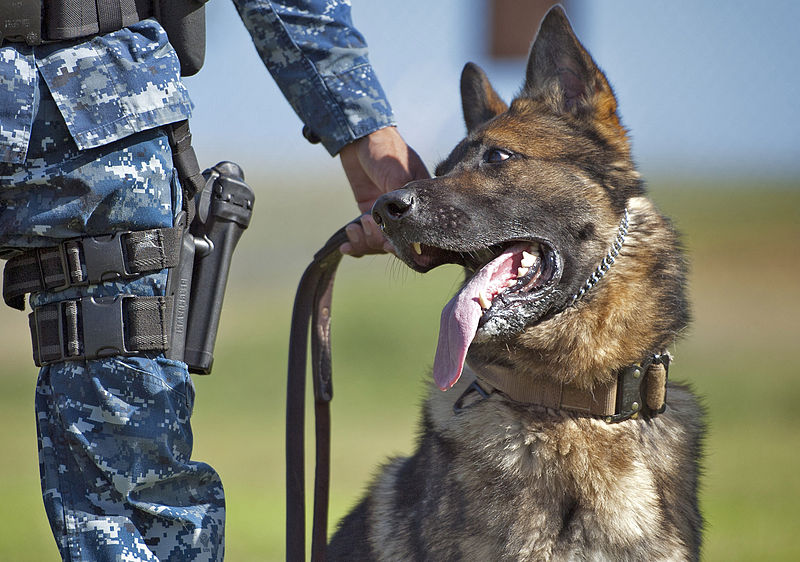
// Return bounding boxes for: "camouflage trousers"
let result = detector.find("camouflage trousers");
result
[0,81,225,561]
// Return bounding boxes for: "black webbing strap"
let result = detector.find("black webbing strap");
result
[286,218,357,562]
[95,0,124,33]
[167,120,205,223]
[3,227,182,311]
[5,0,151,45]
[29,294,173,366]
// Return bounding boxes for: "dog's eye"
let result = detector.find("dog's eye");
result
[484,148,513,164]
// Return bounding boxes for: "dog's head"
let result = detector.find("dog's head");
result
[373,6,687,391]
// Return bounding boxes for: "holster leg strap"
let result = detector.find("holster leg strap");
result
[3,227,182,310]
[29,295,174,367]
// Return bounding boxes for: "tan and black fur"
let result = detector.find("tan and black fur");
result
[328,7,703,561]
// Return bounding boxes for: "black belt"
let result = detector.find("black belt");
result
[0,0,151,46]
[3,227,182,367]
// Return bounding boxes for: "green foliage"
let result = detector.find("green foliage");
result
[0,180,797,560]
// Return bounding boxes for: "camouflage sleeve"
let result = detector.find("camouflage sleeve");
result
[232,0,396,155]
[0,45,37,164]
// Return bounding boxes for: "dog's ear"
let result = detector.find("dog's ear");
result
[522,6,622,128]
[461,62,509,133]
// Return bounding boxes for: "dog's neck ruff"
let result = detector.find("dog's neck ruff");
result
[455,352,670,423]
[570,208,630,306]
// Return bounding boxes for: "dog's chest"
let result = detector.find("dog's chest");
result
[423,388,679,559]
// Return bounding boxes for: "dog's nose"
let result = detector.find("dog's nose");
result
[372,188,416,226]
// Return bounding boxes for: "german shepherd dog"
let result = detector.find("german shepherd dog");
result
[329,6,704,560]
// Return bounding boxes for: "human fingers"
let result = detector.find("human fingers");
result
[340,215,394,257]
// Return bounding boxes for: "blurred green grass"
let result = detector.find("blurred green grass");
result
[0,177,797,560]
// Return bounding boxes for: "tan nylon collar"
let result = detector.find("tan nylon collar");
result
[455,353,670,423]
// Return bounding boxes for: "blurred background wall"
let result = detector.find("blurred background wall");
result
[186,0,800,182]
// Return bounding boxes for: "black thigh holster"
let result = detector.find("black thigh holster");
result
[2,164,254,372]
[167,162,255,374]
[2,117,254,372]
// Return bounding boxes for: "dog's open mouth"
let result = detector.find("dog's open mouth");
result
[403,240,560,390]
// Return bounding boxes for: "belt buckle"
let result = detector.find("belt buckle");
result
[38,232,133,293]
[82,232,133,284]
[41,241,84,292]
[0,1,42,46]
[81,295,130,359]
[29,296,131,366]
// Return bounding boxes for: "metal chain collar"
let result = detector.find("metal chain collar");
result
[570,208,630,305]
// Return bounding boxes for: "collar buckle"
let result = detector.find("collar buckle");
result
[605,353,670,423]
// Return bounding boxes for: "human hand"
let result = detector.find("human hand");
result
[341,214,391,256]
[338,126,429,256]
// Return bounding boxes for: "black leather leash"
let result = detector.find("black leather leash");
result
[286,217,360,562]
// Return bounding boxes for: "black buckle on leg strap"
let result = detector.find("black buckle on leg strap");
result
[82,234,133,284]
[29,295,173,366]
[3,227,182,310]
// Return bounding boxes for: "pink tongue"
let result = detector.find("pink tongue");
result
[432,245,526,390]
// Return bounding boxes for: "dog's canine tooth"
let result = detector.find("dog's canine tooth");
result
[517,266,530,278]
[478,292,492,310]
[412,242,423,255]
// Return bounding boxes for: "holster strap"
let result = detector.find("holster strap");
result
[29,295,173,367]
[3,227,182,311]
[96,0,126,34]
[167,120,204,222]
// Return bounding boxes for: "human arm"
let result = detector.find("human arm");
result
[232,0,394,155]
[232,0,429,254]
[338,126,429,256]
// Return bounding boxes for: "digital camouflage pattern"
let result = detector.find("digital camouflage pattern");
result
[0,17,212,562]
[0,85,175,252]
[0,1,394,164]
[1,1,395,559]
[0,19,192,165]
[234,0,396,155]
[36,352,225,562]
[0,45,37,163]
[0,72,225,560]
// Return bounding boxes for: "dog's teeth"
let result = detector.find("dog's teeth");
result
[520,251,537,268]
[517,266,530,278]
[478,292,491,310]
[412,242,422,255]
[505,279,517,287]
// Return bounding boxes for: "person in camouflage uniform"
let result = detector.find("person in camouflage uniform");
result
[0,2,427,560]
